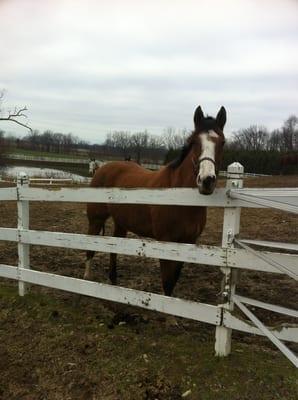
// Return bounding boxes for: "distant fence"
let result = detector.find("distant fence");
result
[0,163,297,367]
[0,177,91,186]
[4,154,162,170]
[4,154,89,164]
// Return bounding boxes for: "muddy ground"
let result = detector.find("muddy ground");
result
[0,175,297,399]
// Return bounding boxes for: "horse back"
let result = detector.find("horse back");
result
[91,161,160,188]
[89,161,206,242]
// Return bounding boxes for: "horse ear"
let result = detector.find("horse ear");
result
[216,106,227,129]
[194,106,204,129]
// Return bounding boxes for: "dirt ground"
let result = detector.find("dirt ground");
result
[0,175,297,399]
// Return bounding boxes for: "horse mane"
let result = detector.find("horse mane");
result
[168,142,193,169]
[168,117,218,169]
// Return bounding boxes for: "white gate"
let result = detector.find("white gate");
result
[0,163,297,367]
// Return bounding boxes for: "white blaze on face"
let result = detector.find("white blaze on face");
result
[198,131,218,181]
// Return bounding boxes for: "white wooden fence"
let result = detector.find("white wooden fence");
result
[0,163,297,367]
[4,154,89,164]
[0,177,91,186]
[4,154,162,170]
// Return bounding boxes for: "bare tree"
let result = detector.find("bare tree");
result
[105,131,132,158]
[0,90,32,132]
[0,129,6,166]
[24,129,40,150]
[162,127,189,150]
[232,126,269,151]
[131,131,149,163]
[281,115,298,152]
[267,129,283,152]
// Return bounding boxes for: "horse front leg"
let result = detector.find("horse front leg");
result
[109,224,127,285]
[159,260,183,296]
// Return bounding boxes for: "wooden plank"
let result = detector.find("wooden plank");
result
[234,239,298,281]
[228,248,298,275]
[231,188,298,197]
[1,264,297,343]
[0,187,17,201]
[233,296,298,367]
[223,310,298,343]
[18,186,265,208]
[19,229,226,266]
[17,173,30,296]
[215,161,243,357]
[0,264,18,280]
[0,227,18,241]
[2,227,297,276]
[15,268,221,325]
[5,154,88,164]
[234,295,298,318]
[239,239,298,252]
[229,188,298,214]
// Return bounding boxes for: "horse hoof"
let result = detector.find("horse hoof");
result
[165,315,179,328]
[72,294,82,307]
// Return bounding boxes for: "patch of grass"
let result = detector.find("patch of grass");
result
[0,283,297,400]
[8,148,87,160]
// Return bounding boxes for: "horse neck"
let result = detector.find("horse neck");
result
[166,148,197,188]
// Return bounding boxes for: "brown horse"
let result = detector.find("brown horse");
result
[85,106,226,296]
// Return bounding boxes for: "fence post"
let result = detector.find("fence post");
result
[215,162,244,356]
[17,172,30,296]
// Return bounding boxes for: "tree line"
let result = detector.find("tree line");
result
[222,116,298,174]
[0,86,297,174]
[0,127,190,164]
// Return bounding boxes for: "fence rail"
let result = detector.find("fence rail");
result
[0,163,297,367]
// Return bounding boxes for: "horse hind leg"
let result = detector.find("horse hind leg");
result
[109,224,127,285]
[84,216,107,280]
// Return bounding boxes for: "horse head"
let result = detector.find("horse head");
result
[89,159,99,176]
[191,106,226,195]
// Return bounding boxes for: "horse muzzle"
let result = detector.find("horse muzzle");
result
[197,175,216,195]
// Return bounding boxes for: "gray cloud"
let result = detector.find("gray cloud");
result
[0,0,297,142]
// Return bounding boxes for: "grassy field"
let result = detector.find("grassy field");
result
[0,175,297,399]
[8,147,88,160]
[0,286,297,400]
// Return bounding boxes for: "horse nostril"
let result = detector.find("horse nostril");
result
[203,176,215,189]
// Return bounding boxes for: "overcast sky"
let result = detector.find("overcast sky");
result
[0,0,297,143]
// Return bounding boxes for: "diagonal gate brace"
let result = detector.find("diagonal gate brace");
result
[233,295,298,368]
[234,238,298,281]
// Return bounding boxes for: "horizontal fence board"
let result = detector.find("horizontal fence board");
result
[2,186,297,211]
[231,188,298,197]
[239,239,298,252]
[19,229,226,266]
[5,154,88,164]
[227,248,298,275]
[234,295,298,319]
[229,188,298,214]
[2,228,297,276]
[0,227,18,241]
[1,265,296,341]
[30,178,73,182]
[0,187,17,201]
[0,266,220,325]
[223,310,298,343]
[0,264,18,280]
[17,186,265,208]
